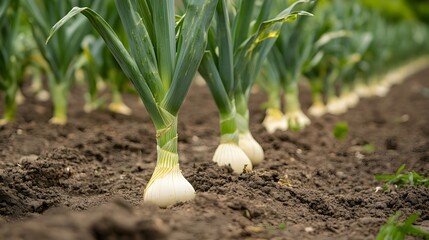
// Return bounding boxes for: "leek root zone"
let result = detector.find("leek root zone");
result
[1,67,428,239]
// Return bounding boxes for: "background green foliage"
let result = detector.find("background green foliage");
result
[360,0,429,23]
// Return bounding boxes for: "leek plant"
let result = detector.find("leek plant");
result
[77,0,132,115]
[47,0,217,207]
[27,64,50,102]
[260,2,317,132]
[199,0,311,170]
[334,31,372,111]
[259,58,287,132]
[0,0,31,125]
[78,36,105,113]
[106,64,133,115]
[234,1,311,163]
[79,34,132,115]
[23,0,102,125]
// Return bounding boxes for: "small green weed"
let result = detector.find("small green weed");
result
[375,164,429,190]
[376,212,429,240]
[278,223,287,230]
[333,121,349,140]
[362,143,375,153]
[263,223,288,233]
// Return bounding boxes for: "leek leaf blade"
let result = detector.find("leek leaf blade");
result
[216,0,234,94]
[162,0,218,115]
[235,0,312,92]
[148,0,176,90]
[116,0,165,102]
[199,51,231,115]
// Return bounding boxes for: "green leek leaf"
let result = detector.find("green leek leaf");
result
[199,51,232,115]
[149,0,176,90]
[216,0,234,95]
[116,0,164,102]
[162,0,218,115]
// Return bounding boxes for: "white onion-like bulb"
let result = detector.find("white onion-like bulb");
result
[213,143,252,173]
[108,102,132,115]
[308,101,327,117]
[285,110,311,130]
[370,83,390,97]
[383,71,400,86]
[49,116,67,125]
[0,119,9,126]
[144,165,195,208]
[356,84,372,98]
[342,92,359,109]
[239,132,264,165]
[262,108,287,134]
[35,90,50,102]
[15,89,25,105]
[84,103,95,113]
[326,97,348,115]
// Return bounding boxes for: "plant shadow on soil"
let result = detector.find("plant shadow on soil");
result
[0,69,429,240]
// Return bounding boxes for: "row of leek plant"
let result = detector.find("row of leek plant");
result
[353,11,429,100]
[2,0,427,208]
[47,0,218,207]
[258,0,429,134]
[23,0,104,124]
[46,0,312,207]
[321,1,429,116]
[0,0,33,125]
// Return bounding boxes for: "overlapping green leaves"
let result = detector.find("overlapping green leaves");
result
[47,0,218,127]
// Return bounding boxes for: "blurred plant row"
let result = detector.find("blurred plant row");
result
[1,0,428,128]
[258,0,429,134]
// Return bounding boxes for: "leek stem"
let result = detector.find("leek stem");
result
[2,83,18,122]
[326,85,337,102]
[284,81,301,113]
[156,109,178,156]
[144,109,195,207]
[111,87,123,105]
[309,78,323,103]
[266,88,281,110]
[50,83,68,124]
[219,103,239,144]
[234,91,250,134]
[311,91,324,107]
[341,82,353,96]
[146,110,179,188]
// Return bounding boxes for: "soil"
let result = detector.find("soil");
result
[0,67,429,240]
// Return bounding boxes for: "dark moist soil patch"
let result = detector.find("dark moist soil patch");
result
[1,68,429,240]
